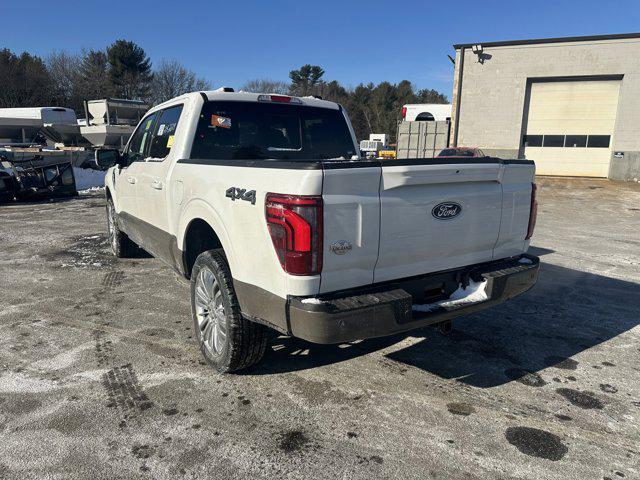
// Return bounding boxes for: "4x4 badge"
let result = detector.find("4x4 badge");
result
[225,187,256,205]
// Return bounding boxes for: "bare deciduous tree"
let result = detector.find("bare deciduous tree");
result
[241,78,290,95]
[150,59,211,105]
[46,50,82,109]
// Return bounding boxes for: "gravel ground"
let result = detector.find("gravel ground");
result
[0,177,638,479]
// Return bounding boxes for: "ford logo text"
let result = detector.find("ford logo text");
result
[431,202,462,220]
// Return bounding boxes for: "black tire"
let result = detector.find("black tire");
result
[106,198,139,258]
[190,249,268,373]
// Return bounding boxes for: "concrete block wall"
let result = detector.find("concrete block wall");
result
[609,152,640,182]
[451,37,640,180]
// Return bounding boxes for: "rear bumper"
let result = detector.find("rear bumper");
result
[288,254,539,344]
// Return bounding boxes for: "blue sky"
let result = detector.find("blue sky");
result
[3,0,640,99]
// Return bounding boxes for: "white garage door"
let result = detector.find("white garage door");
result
[523,79,621,177]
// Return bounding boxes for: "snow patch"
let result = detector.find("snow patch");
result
[79,186,105,194]
[412,279,488,313]
[0,372,60,393]
[32,342,93,371]
[300,298,326,305]
[73,166,105,191]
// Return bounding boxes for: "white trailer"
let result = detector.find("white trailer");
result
[402,104,452,122]
[0,107,81,145]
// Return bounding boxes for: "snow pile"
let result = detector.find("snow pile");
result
[300,298,326,305]
[412,279,488,313]
[79,186,105,194]
[73,166,105,191]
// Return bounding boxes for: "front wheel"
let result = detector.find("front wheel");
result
[190,249,268,373]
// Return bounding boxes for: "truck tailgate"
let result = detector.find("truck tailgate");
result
[374,161,505,283]
[319,165,382,293]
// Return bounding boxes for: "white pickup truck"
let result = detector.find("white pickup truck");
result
[96,89,539,373]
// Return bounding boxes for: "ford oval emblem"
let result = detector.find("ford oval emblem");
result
[432,202,462,220]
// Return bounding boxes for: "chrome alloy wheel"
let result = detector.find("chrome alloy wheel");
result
[194,267,228,355]
[107,202,117,252]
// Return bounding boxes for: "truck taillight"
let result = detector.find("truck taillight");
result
[257,94,302,104]
[526,183,538,240]
[402,107,407,119]
[265,193,323,275]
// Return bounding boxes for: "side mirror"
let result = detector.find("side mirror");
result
[94,149,120,170]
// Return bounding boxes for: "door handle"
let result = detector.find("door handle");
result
[127,176,137,184]
[151,180,164,190]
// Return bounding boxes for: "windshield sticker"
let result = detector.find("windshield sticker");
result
[145,118,153,130]
[211,115,232,129]
[157,124,166,136]
[166,135,174,148]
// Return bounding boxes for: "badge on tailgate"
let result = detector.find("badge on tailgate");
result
[329,240,352,255]
[431,202,462,220]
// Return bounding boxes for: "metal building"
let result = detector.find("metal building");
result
[449,33,640,180]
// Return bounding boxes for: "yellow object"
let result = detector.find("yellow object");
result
[167,135,174,148]
[378,149,396,159]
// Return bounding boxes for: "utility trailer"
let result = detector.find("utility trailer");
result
[79,98,149,150]
[0,146,81,201]
[0,101,136,202]
[396,120,451,159]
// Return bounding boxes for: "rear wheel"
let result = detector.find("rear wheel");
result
[190,249,268,373]
[106,198,139,258]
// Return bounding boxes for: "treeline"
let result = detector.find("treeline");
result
[243,65,449,141]
[1,40,448,141]
[0,40,210,114]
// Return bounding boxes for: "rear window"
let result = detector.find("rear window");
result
[438,148,476,157]
[190,101,356,161]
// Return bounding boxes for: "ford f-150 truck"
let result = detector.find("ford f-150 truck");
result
[96,89,539,373]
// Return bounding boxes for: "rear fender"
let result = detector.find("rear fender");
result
[177,198,237,276]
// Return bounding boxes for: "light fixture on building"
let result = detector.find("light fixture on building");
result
[471,44,486,63]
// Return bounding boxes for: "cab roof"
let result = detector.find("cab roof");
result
[151,90,340,113]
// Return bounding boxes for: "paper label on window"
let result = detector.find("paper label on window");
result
[166,135,174,148]
[157,124,166,136]
[211,115,232,129]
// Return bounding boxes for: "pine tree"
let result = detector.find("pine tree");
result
[76,50,113,101]
[289,65,325,96]
[107,40,153,100]
[0,49,56,107]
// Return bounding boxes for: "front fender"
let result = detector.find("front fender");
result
[104,167,117,207]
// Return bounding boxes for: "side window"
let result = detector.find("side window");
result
[148,105,184,159]
[126,112,159,163]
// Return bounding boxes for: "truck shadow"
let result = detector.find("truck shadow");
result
[251,261,640,388]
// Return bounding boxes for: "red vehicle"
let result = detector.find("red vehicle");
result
[437,147,485,157]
